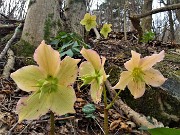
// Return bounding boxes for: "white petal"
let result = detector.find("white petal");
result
[144,68,167,87]
[34,41,60,76]
[124,51,141,71]
[140,50,165,70]
[10,66,45,92]
[113,71,132,90]
[49,85,76,115]
[127,80,146,99]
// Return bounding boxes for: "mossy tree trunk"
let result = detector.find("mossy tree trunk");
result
[21,0,64,46]
[64,0,86,37]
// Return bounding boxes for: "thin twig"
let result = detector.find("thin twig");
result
[7,122,18,135]
[0,23,22,60]
[18,121,33,135]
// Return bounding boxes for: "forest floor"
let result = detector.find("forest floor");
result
[0,26,180,135]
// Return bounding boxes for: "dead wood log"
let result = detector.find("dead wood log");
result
[2,49,15,78]
[105,80,164,129]
[0,23,22,60]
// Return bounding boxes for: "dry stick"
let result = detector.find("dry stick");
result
[0,23,22,60]
[2,49,15,78]
[7,122,19,135]
[105,80,163,129]
[18,121,33,135]
[93,27,101,39]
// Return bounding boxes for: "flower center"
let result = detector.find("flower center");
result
[87,18,93,25]
[37,75,58,94]
[132,67,144,82]
[103,27,108,33]
[81,71,102,86]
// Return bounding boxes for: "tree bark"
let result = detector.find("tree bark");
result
[174,0,180,24]
[167,0,175,41]
[64,0,86,37]
[141,0,153,32]
[21,0,63,46]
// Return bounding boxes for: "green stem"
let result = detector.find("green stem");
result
[50,111,55,135]
[106,89,122,110]
[103,84,109,135]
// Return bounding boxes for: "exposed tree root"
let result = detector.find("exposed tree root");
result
[0,23,22,60]
[2,49,15,78]
[105,80,164,129]
[158,96,179,122]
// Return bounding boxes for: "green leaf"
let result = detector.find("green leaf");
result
[82,103,96,114]
[72,47,80,53]
[50,39,59,45]
[61,42,74,50]
[148,128,180,135]
[72,41,79,47]
[61,49,74,57]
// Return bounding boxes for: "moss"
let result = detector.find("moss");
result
[11,40,36,65]
[43,13,56,42]
[1,33,14,43]
[106,53,180,127]
[105,65,122,86]
[11,40,35,57]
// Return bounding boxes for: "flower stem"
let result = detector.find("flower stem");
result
[50,111,55,135]
[103,84,109,135]
[106,89,122,110]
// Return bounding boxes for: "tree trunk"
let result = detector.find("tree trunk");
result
[167,0,175,41]
[64,0,86,37]
[21,0,63,46]
[141,0,153,32]
[174,0,180,23]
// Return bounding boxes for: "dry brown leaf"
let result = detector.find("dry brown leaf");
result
[110,119,121,131]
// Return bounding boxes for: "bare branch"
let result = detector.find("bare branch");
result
[131,3,180,19]
[0,23,23,60]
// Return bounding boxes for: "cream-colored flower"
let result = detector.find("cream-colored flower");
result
[100,24,112,38]
[80,13,97,31]
[113,50,167,99]
[79,48,107,103]
[11,41,80,122]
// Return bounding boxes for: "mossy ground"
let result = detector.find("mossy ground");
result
[106,51,180,127]
[11,40,36,65]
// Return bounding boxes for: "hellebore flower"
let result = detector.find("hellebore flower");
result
[10,41,80,122]
[80,13,97,31]
[113,50,167,99]
[79,48,107,103]
[100,24,112,38]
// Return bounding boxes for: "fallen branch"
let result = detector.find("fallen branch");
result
[105,80,164,129]
[130,3,180,19]
[2,49,15,78]
[0,24,17,29]
[0,23,23,60]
